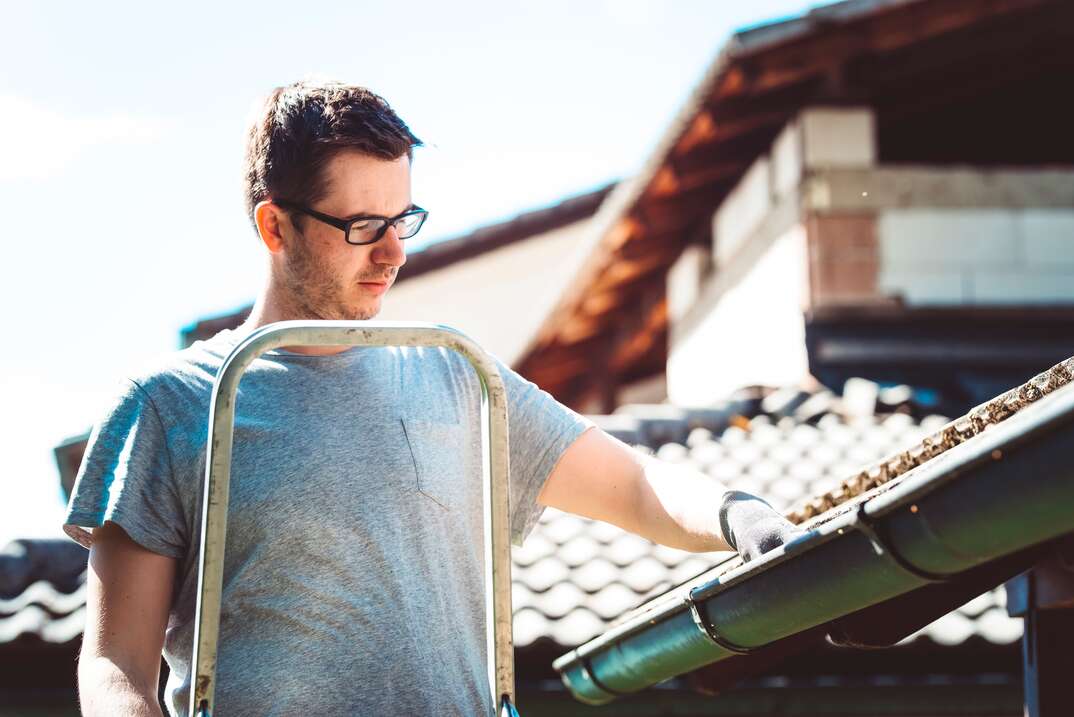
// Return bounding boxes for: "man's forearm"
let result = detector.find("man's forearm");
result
[79,656,164,717]
[540,428,800,558]
[628,455,734,552]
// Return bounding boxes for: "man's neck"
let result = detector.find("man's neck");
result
[237,284,353,357]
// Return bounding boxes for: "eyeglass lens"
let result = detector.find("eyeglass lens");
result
[347,212,426,244]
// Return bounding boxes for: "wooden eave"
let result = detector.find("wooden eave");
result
[515,0,1073,408]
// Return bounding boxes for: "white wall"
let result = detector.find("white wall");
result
[877,208,1074,305]
[714,158,772,265]
[713,105,875,268]
[378,219,588,365]
[667,245,710,323]
[799,108,876,168]
[771,106,876,202]
[668,225,809,405]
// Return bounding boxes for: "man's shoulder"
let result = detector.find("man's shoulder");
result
[123,329,235,403]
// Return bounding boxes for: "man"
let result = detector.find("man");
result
[64,80,801,716]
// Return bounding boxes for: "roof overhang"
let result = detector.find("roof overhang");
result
[515,0,1074,407]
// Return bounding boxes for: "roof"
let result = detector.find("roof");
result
[178,183,613,349]
[552,355,1074,704]
[515,381,1021,651]
[0,540,86,647]
[515,0,1074,407]
[54,434,89,503]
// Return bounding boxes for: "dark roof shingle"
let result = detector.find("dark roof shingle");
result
[513,382,1021,649]
[0,540,86,646]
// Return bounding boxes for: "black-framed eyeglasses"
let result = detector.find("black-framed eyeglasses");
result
[274,199,429,246]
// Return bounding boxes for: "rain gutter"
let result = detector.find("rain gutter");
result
[553,379,1074,705]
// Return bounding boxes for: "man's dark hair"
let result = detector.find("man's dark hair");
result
[242,79,422,232]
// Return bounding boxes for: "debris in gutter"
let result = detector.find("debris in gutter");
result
[788,356,1074,523]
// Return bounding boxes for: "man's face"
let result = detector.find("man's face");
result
[277,149,411,321]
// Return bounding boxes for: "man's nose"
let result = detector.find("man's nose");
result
[372,224,407,268]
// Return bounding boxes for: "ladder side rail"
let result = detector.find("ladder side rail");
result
[187,320,514,716]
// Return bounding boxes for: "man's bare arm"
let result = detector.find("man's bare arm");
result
[538,427,733,552]
[79,521,177,717]
[539,427,804,559]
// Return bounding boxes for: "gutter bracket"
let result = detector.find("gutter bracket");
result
[853,504,949,583]
[685,592,754,655]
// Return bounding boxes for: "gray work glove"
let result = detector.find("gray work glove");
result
[718,490,805,563]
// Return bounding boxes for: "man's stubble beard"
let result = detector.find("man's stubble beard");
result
[280,231,386,321]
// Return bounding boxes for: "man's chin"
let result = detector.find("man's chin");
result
[347,300,382,321]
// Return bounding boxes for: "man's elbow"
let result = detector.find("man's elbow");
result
[77,652,164,717]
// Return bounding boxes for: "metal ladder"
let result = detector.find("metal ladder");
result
[187,321,520,716]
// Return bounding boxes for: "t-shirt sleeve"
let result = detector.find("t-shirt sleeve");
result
[62,378,187,559]
[499,359,594,546]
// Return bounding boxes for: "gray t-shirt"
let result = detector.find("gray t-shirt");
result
[63,328,592,716]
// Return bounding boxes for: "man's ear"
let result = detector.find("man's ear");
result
[253,200,288,254]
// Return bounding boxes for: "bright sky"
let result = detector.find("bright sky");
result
[0,0,824,545]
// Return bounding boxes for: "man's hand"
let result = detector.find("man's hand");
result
[718,490,805,562]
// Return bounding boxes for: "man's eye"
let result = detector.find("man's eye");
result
[352,220,374,231]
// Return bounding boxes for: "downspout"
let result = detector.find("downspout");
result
[554,378,1074,705]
